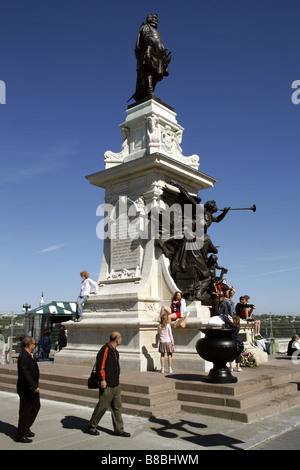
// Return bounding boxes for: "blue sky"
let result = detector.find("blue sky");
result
[0,0,299,315]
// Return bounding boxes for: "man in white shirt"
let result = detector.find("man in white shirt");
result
[75,270,98,322]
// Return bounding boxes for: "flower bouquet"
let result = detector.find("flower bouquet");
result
[241,349,257,368]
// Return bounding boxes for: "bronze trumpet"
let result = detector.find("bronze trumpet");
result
[221,205,256,212]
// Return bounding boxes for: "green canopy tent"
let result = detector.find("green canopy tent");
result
[24,301,76,359]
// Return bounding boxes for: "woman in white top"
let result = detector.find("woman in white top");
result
[75,270,98,322]
[158,313,175,373]
[159,291,186,324]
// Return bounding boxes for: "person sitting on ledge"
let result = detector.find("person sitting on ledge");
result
[218,295,232,324]
[160,291,187,324]
[221,279,236,300]
[236,295,262,338]
[210,278,234,316]
[287,335,300,356]
[236,295,254,320]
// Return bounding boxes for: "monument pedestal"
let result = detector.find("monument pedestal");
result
[56,98,216,371]
[55,98,267,371]
[56,240,212,371]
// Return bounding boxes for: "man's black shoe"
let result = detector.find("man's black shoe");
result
[86,428,100,436]
[15,436,33,443]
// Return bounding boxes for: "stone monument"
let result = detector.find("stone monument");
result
[55,15,268,371]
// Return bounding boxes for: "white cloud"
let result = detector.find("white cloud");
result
[36,243,67,254]
[250,266,300,278]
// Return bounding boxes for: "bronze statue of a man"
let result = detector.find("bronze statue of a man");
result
[132,14,171,102]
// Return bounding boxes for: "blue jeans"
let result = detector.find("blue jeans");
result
[76,295,88,318]
[219,301,231,317]
[226,299,235,315]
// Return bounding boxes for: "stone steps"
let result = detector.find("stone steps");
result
[180,391,300,423]
[177,382,299,409]
[1,359,300,423]
[174,365,300,423]
[0,367,180,418]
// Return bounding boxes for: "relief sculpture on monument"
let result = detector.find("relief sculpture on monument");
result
[154,183,230,304]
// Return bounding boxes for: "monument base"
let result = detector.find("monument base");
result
[55,306,268,371]
[56,97,268,372]
[55,300,212,372]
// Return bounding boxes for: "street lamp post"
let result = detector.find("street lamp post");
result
[8,303,32,364]
[8,311,15,364]
[22,303,31,313]
[22,302,32,336]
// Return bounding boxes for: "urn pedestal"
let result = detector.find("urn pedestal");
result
[196,328,244,383]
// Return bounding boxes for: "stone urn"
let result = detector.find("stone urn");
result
[196,328,244,383]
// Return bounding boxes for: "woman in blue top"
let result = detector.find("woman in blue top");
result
[228,315,243,372]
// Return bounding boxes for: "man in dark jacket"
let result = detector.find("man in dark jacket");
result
[16,337,40,443]
[86,331,130,437]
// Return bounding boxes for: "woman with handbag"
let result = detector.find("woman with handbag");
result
[159,291,187,324]
[158,313,175,373]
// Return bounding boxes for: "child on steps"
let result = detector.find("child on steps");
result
[158,313,175,373]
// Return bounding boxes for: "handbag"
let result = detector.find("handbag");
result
[174,316,188,329]
[88,362,100,389]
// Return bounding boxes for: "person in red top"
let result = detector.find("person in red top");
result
[86,332,130,437]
